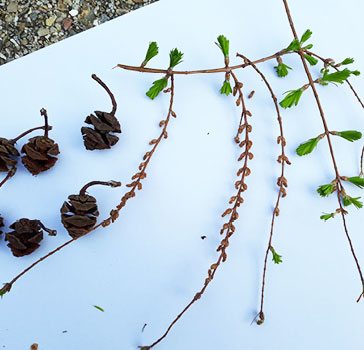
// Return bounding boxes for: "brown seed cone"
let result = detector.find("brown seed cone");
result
[81,111,121,150]
[21,136,60,175]
[61,194,100,238]
[5,218,47,257]
[0,138,19,172]
[0,215,4,234]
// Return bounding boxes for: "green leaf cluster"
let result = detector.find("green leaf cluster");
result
[296,136,321,156]
[220,80,232,96]
[317,184,335,197]
[271,248,283,264]
[215,35,229,58]
[285,29,313,52]
[320,213,335,221]
[279,88,304,109]
[142,42,159,66]
[341,58,355,65]
[146,78,168,100]
[348,176,364,189]
[335,130,362,142]
[274,63,292,77]
[342,195,363,209]
[321,68,360,85]
[304,54,318,66]
[169,48,183,68]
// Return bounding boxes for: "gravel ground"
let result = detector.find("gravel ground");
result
[0,0,158,66]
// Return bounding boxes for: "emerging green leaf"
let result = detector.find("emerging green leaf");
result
[320,213,335,221]
[317,184,335,197]
[146,78,168,100]
[342,195,363,209]
[334,130,362,142]
[271,248,283,264]
[302,43,313,50]
[142,42,159,66]
[341,58,355,65]
[304,54,318,66]
[215,35,229,58]
[220,80,232,96]
[296,136,321,156]
[169,48,183,68]
[352,70,361,76]
[300,29,312,43]
[93,305,105,312]
[0,284,11,299]
[285,39,301,52]
[279,88,304,109]
[348,176,364,189]
[321,68,357,85]
[274,63,292,77]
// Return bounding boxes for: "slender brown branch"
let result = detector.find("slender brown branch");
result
[79,180,122,196]
[141,71,253,350]
[0,77,176,297]
[115,50,291,76]
[40,108,49,138]
[283,0,364,294]
[0,167,16,189]
[91,74,117,115]
[10,125,52,143]
[305,51,364,109]
[236,52,290,324]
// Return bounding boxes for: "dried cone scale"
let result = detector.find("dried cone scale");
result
[0,215,4,234]
[61,180,122,238]
[21,109,60,175]
[81,74,121,150]
[5,218,56,257]
[0,138,19,172]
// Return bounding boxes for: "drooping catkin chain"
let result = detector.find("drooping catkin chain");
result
[0,76,177,297]
[236,52,291,324]
[282,0,364,298]
[141,71,253,350]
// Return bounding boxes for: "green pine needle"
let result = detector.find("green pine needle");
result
[322,68,356,84]
[341,58,355,65]
[143,42,159,65]
[296,136,321,156]
[215,35,229,58]
[342,195,363,209]
[335,130,362,142]
[304,54,318,66]
[317,184,335,197]
[274,63,292,77]
[93,305,105,312]
[320,213,335,221]
[271,248,283,264]
[348,176,364,189]
[146,78,168,100]
[300,29,312,43]
[220,80,232,96]
[279,88,304,109]
[169,48,183,68]
[285,39,301,52]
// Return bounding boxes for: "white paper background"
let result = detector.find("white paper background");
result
[0,0,364,349]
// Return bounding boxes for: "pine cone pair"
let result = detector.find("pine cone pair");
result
[5,218,56,257]
[81,74,121,150]
[0,138,19,172]
[21,136,60,175]
[61,194,99,238]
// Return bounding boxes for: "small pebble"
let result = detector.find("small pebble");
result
[46,16,57,26]
[69,9,78,17]
[37,27,50,36]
